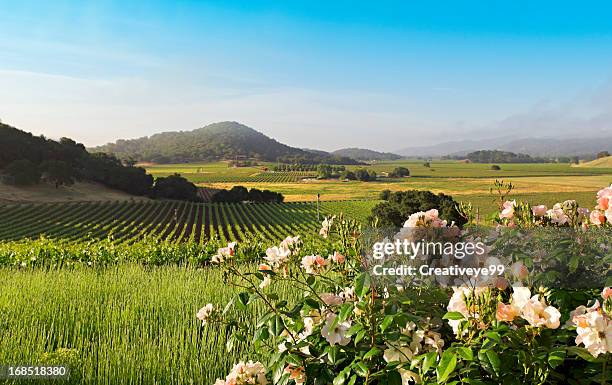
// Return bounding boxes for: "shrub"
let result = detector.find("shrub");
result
[491,164,501,170]
[152,174,200,201]
[354,168,376,181]
[388,166,410,177]
[379,189,391,200]
[370,189,467,227]
[205,189,612,385]
[340,170,356,180]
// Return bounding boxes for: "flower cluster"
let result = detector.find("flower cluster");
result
[259,236,302,287]
[569,288,612,357]
[300,251,345,274]
[208,184,611,385]
[590,184,612,226]
[446,286,489,336]
[404,209,448,228]
[498,184,612,228]
[213,361,268,385]
[211,242,236,264]
[495,287,561,329]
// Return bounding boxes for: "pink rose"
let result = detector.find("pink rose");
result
[590,210,606,226]
[532,205,547,217]
[499,200,516,219]
[596,185,612,210]
[602,287,612,300]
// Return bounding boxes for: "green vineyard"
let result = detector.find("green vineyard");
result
[0,200,379,243]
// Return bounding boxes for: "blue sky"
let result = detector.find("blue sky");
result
[1,1,612,151]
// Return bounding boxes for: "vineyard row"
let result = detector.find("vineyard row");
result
[0,200,378,244]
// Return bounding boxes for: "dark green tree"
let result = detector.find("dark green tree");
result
[369,190,466,227]
[40,160,74,188]
[389,167,410,177]
[340,170,356,180]
[3,159,40,185]
[151,174,200,201]
[317,164,333,179]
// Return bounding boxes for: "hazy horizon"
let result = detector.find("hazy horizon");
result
[3,1,612,151]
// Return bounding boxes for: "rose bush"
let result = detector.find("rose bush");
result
[200,185,612,385]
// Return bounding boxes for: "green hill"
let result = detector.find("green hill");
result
[332,147,402,161]
[92,121,360,164]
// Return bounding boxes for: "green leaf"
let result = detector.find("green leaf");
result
[442,311,465,321]
[568,255,580,273]
[267,293,279,301]
[380,315,394,332]
[436,350,457,383]
[485,349,501,375]
[567,346,599,362]
[363,347,381,360]
[484,331,502,344]
[327,346,339,364]
[236,292,249,310]
[548,349,566,369]
[275,300,288,309]
[338,303,353,322]
[304,297,320,309]
[355,272,371,298]
[387,370,402,385]
[332,369,348,385]
[253,326,269,343]
[306,275,315,285]
[353,361,369,377]
[455,347,473,361]
[346,323,364,337]
[355,330,366,345]
[268,315,284,337]
[347,374,357,385]
[285,354,302,366]
[422,351,438,373]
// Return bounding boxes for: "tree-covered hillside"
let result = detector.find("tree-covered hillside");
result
[0,123,202,200]
[332,147,402,161]
[463,150,550,163]
[0,123,153,195]
[92,121,361,164]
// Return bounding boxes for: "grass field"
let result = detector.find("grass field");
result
[0,264,296,385]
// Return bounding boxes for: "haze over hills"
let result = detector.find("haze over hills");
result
[396,136,612,158]
[91,122,361,164]
[331,148,402,161]
[91,120,611,162]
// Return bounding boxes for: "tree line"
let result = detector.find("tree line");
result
[0,123,203,201]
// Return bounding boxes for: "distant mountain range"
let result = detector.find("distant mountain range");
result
[91,121,612,163]
[396,136,612,158]
[331,148,402,161]
[91,122,362,164]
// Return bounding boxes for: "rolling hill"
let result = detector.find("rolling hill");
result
[331,148,402,161]
[91,121,361,164]
[577,156,612,168]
